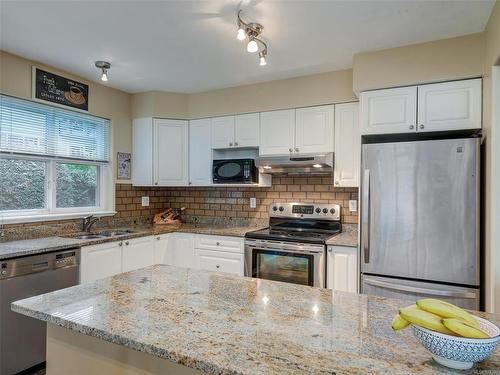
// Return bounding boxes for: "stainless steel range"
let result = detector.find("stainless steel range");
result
[245,202,341,288]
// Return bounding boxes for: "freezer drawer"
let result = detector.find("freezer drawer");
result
[361,275,479,310]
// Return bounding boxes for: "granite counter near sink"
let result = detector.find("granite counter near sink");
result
[12,264,500,375]
[0,223,265,260]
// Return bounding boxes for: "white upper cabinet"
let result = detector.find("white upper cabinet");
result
[132,118,154,186]
[417,79,482,132]
[189,119,212,186]
[295,105,335,154]
[234,113,260,147]
[334,103,360,187]
[360,86,417,135]
[259,109,296,156]
[211,116,235,149]
[153,119,189,186]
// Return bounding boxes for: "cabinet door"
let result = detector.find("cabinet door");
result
[122,236,155,273]
[211,116,235,149]
[259,109,296,156]
[295,105,334,154]
[234,113,259,147]
[153,234,170,264]
[153,119,189,186]
[80,242,122,284]
[195,249,244,276]
[327,246,358,293]
[189,119,212,186]
[132,118,153,186]
[417,79,482,132]
[360,87,417,135]
[165,233,195,268]
[334,103,360,187]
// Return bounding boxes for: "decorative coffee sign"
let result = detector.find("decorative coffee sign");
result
[33,67,89,111]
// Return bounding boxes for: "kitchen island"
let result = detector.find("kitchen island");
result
[12,265,500,374]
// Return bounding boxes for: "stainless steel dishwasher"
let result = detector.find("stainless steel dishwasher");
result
[0,248,80,375]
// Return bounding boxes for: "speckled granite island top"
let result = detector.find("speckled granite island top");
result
[12,265,500,374]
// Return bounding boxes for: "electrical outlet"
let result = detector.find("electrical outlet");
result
[349,200,357,212]
[249,197,257,209]
[141,196,150,207]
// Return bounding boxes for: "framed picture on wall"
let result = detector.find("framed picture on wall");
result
[117,152,131,180]
[32,67,89,111]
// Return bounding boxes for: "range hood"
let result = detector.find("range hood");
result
[255,153,334,175]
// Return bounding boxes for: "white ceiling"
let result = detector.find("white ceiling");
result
[0,0,495,94]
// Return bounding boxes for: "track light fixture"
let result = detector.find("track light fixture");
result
[236,10,268,66]
[95,61,111,82]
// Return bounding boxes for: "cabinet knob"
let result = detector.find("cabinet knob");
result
[216,242,220,246]
[157,236,160,240]
[189,182,192,185]
[328,248,332,253]
[216,264,220,269]
[234,142,238,146]
[119,242,123,247]
[155,182,158,185]
[289,148,293,152]
[409,125,415,130]
[295,147,299,152]
[125,241,129,246]
[229,142,233,146]
[335,181,339,185]
[419,124,425,129]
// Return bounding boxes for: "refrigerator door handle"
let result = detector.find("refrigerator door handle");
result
[362,169,370,263]
[363,278,477,299]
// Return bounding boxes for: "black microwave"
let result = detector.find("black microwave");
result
[212,159,258,184]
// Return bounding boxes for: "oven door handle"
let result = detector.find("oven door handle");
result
[245,241,324,255]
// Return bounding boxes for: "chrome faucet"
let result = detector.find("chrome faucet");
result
[82,215,100,232]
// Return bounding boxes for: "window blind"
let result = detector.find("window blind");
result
[0,95,110,162]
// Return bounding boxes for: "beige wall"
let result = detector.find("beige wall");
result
[187,69,356,118]
[352,33,484,93]
[483,1,500,313]
[0,50,132,183]
[131,90,189,119]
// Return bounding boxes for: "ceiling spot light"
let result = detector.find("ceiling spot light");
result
[259,51,267,66]
[236,10,269,65]
[95,61,111,82]
[313,164,322,168]
[263,165,272,169]
[237,28,246,41]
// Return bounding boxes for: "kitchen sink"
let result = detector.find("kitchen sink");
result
[97,230,134,237]
[65,229,135,240]
[72,234,105,240]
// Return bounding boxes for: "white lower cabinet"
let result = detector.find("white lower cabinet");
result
[122,236,155,273]
[327,245,358,293]
[195,249,244,275]
[164,232,195,268]
[153,234,170,264]
[80,242,123,284]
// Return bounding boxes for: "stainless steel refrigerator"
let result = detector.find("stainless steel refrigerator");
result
[360,137,480,309]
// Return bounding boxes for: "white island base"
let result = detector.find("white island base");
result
[46,324,202,375]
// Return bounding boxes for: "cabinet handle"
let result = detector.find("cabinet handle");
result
[119,242,123,247]
[295,147,299,152]
[216,242,220,246]
[234,142,238,146]
[125,241,129,246]
[216,264,220,269]
[419,124,425,129]
[409,125,415,130]
[289,148,293,152]
[229,142,233,146]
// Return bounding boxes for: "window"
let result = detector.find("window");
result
[0,95,112,222]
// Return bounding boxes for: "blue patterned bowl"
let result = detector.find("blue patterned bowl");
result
[412,316,500,370]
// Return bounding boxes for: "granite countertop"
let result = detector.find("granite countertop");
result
[326,223,358,247]
[12,265,500,374]
[0,224,264,260]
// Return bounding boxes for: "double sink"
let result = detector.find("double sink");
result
[67,230,135,240]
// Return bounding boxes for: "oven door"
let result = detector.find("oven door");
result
[244,239,325,287]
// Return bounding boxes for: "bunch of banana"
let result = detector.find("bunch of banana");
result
[391,298,490,339]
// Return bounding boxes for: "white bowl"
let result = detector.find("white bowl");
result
[412,316,500,370]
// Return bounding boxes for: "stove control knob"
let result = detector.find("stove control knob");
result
[315,208,321,213]
[322,208,328,214]
[330,208,336,214]
[279,206,284,212]
[272,206,278,211]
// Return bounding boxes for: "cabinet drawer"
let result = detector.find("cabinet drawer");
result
[195,249,244,276]
[194,235,243,253]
